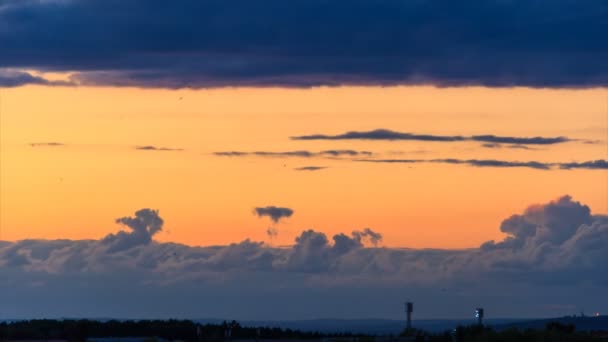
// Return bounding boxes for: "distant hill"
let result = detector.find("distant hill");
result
[494,315,608,332]
[194,318,528,334]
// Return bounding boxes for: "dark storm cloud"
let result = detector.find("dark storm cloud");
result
[1,196,607,318]
[254,206,294,224]
[214,150,371,158]
[1,1,606,88]
[135,145,183,151]
[294,166,328,171]
[357,158,608,170]
[292,129,571,145]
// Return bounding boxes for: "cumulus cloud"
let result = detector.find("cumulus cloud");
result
[352,228,383,246]
[254,206,294,224]
[1,197,607,318]
[214,150,371,158]
[356,158,608,170]
[135,145,183,151]
[292,129,571,146]
[1,1,606,88]
[102,208,164,252]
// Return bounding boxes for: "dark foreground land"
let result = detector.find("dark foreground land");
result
[1,319,607,342]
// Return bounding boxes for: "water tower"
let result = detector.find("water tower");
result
[475,308,484,326]
[405,302,413,329]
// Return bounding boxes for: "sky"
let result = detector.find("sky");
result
[0,0,607,320]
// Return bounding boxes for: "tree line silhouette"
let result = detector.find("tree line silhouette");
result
[1,319,606,342]
[0,319,360,342]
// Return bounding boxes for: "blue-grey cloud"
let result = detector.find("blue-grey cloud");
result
[1,1,606,88]
[0,69,73,87]
[358,158,550,170]
[481,143,535,150]
[471,135,569,145]
[214,150,372,158]
[437,158,551,170]
[104,208,164,252]
[356,158,608,170]
[294,166,328,171]
[254,206,294,224]
[135,145,183,151]
[558,160,608,170]
[293,129,465,142]
[292,129,570,145]
[1,196,607,319]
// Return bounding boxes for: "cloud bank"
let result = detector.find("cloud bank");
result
[1,196,606,319]
[1,1,606,88]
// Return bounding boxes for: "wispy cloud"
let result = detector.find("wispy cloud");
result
[214,150,372,158]
[29,142,65,147]
[294,166,328,171]
[292,129,464,142]
[292,129,571,146]
[470,135,569,145]
[356,158,608,170]
[481,143,536,150]
[558,160,608,170]
[135,145,183,151]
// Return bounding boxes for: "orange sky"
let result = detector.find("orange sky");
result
[1,85,606,248]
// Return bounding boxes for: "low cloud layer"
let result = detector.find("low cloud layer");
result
[357,158,608,171]
[214,150,371,158]
[1,1,606,88]
[292,129,571,146]
[1,196,606,319]
[254,206,294,224]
